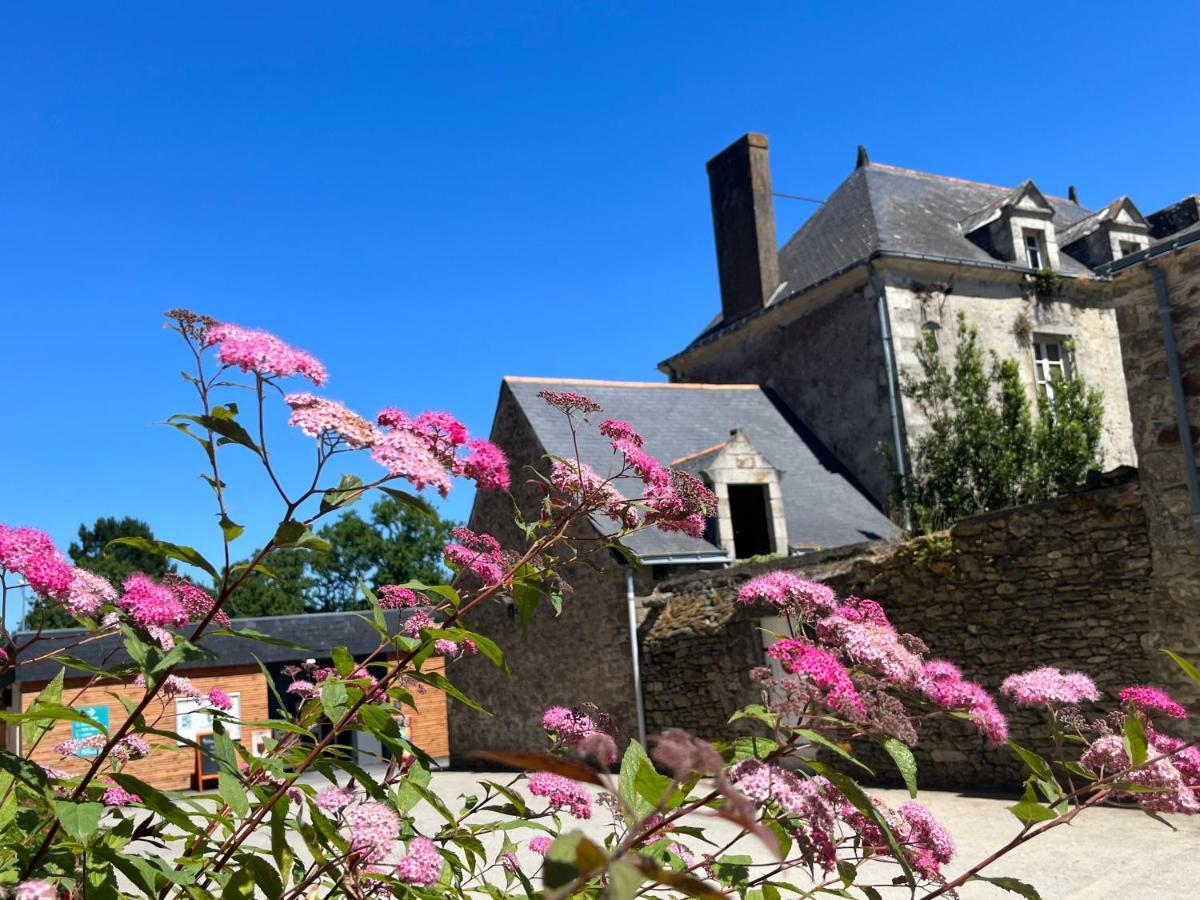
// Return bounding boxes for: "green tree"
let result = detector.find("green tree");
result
[890,314,1104,532]
[225,497,454,617]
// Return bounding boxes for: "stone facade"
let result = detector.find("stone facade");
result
[1111,240,1200,718]
[665,256,1138,509]
[640,471,1188,789]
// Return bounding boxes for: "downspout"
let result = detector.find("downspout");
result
[625,567,647,747]
[1150,265,1200,546]
[867,261,912,531]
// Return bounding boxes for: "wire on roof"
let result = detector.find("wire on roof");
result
[772,192,825,205]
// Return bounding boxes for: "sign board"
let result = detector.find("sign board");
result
[195,732,220,789]
[175,693,240,744]
[71,705,109,757]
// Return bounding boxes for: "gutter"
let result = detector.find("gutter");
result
[867,261,912,531]
[625,568,647,746]
[1149,265,1200,546]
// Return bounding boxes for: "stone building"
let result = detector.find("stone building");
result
[660,134,1155,506]
[448,377,893,761]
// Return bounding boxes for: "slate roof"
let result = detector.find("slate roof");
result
[7,609,408,684]
[680,163,1100,349]
[501,377,895,561]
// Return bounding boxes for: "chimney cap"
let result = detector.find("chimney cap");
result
[856,145,870,168]
[1068,185,1080,205]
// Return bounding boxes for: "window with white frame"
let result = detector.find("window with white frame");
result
[1118,240,1142,258]
[1033,338,1071,399]
[1023,229,1046,269]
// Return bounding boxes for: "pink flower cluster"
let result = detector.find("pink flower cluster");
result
[529,836,552,855]
[12,881,57,900]
[204,322,327,385]
[371,408,509,497]
[402,609,433,638]
[285,393,376,449]
[443,526,506,586]
[134,673,201,702]
[918,660,1008,745]
[100,779,142,807]
[527,771,591,819]
[604,422,718,537]
[0,524,74,599]
[65,569,117,617]
[433,637,478,658]
[766,639,867,717]
[207,687,233,711]
[378,585,421,608]
[1120,685,1187,719]
[599,419,642,445]
[346,801,400,864]
[728,761,838,870]
[550,460,638,529]
[841,796,955,879]
[1000,667,1101,706]
[54,734,149,762]
[538,390,602,415]
[394,836,443,886]
[818,607,924,690]
[1081,734,1198,814]
[287,679,318,699]
[541,706,596,743]
[119,574,188,629]
[738,572,836,617]
[314,786,355,813]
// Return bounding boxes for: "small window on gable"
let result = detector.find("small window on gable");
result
[1118,240,1142,258]
[727,484,773,559]
[1033,337,1071,400]
[1023,229,1046,269]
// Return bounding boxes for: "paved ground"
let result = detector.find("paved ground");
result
[400,770,1200,899]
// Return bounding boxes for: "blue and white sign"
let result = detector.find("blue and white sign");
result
[71,705,109,757]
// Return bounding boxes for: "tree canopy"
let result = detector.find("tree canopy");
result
[890,314,1105,533]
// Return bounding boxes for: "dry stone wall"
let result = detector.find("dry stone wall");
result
[641,472,1174,789]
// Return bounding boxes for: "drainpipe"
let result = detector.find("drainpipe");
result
[1150,265,1200,546]
[625,567,647,747]
[867,261,912,531]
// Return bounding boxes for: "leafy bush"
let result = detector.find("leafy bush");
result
[0,311,1193,898]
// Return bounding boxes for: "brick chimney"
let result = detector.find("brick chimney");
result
[707,133,781,324]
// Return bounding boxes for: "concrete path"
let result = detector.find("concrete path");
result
[400,770,1200,899]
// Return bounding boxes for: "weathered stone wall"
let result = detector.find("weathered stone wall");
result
[447,385,640,765]
[642,472,1169,789]
[1112,243,1200,718]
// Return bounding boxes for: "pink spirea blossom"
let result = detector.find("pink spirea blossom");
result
[537,390,602,415]
[370,428,453,497]
[599,419,643,447]
[501,852,519,871]
[315,786,355,813]
[919,659,1009,745]
[145,624,175,651]
[13,881,57,900]
[738,572,836,617]
[287,679,318,699]
[0,525,74,599]
[165,576,230,627]
[527,772,592,819]
[54,734,148,762]
[101,784,142,806]
[529,836,552,855]
[767,638,867,717]
[402,609,433,638]
[640,468,719,538]
[550,459,639,529]
[818,612,924,689]
[728,761,836,826]
[443,526,506,586]
[1081,734,1198,814]
[394,836,443,886]
[542,706,596,742]
[65,569,117,617]
[899,802,955,878]
[204,322,327,385]
[207,688,233,712]
[1120,685,1188,719]
[346,801,400,863]
[285,393,376,449]
[120,573,188,629]
[377,585,421,608]
[1001,666,1101,706]
[666,843,695,866]
[134,673,201,701]
[833,596,892,629]
[1150,729,1200,787]
[454,439,511,491]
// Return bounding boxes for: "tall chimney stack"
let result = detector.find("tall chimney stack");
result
[707,133,780,324]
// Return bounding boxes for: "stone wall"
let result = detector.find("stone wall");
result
[641,471,1175,789]
[1112,242,1200,718]
[447,384,641,765]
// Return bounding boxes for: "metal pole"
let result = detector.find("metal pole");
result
[625,567,647,747]
[1150,265,1200,546]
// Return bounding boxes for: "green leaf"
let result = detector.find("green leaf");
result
[728,705,777,728]
[1008,785,1058,826]
[272,521,332,552]
[108,536,218,578]
[219,515,245,542]
[221,868,257,899]
[219,772,250,817]
[971,875,1044,899]
[1162,649,1200,687]
[424,627,506,673]
[797,728,872,775]
[108,773,202,835]
[15,702,109,735]
[321,680,349,722]
[0,748,52,798]
[1009,740,1054,781]
[320,473,366,513]
[1123,714,1149,768]
[169,410,261,454]
[54,799,104,843]
[209,626,307,651]
[543,831,585,889]
[881,737,918,798]
[407,669,489,715]
[618,741,656,821]
[378,486,436,520]
[331,646,356,676]
[512,582,540,630]
[607,861,644,900]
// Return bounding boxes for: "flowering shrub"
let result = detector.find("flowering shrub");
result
[0,309,1195,898]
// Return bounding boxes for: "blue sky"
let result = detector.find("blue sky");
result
[2,2,1197,599]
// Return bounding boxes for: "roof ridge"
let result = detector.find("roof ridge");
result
[867,162,1075,203]
[504,376,762,390]
[669,441,728,466]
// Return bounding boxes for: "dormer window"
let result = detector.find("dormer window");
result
[1023,230,1046,269]
[1118,240,1142,258]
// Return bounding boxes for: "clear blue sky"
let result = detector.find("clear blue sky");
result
[2,2,1197,598]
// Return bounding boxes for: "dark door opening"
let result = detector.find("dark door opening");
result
[728,484,773,558]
